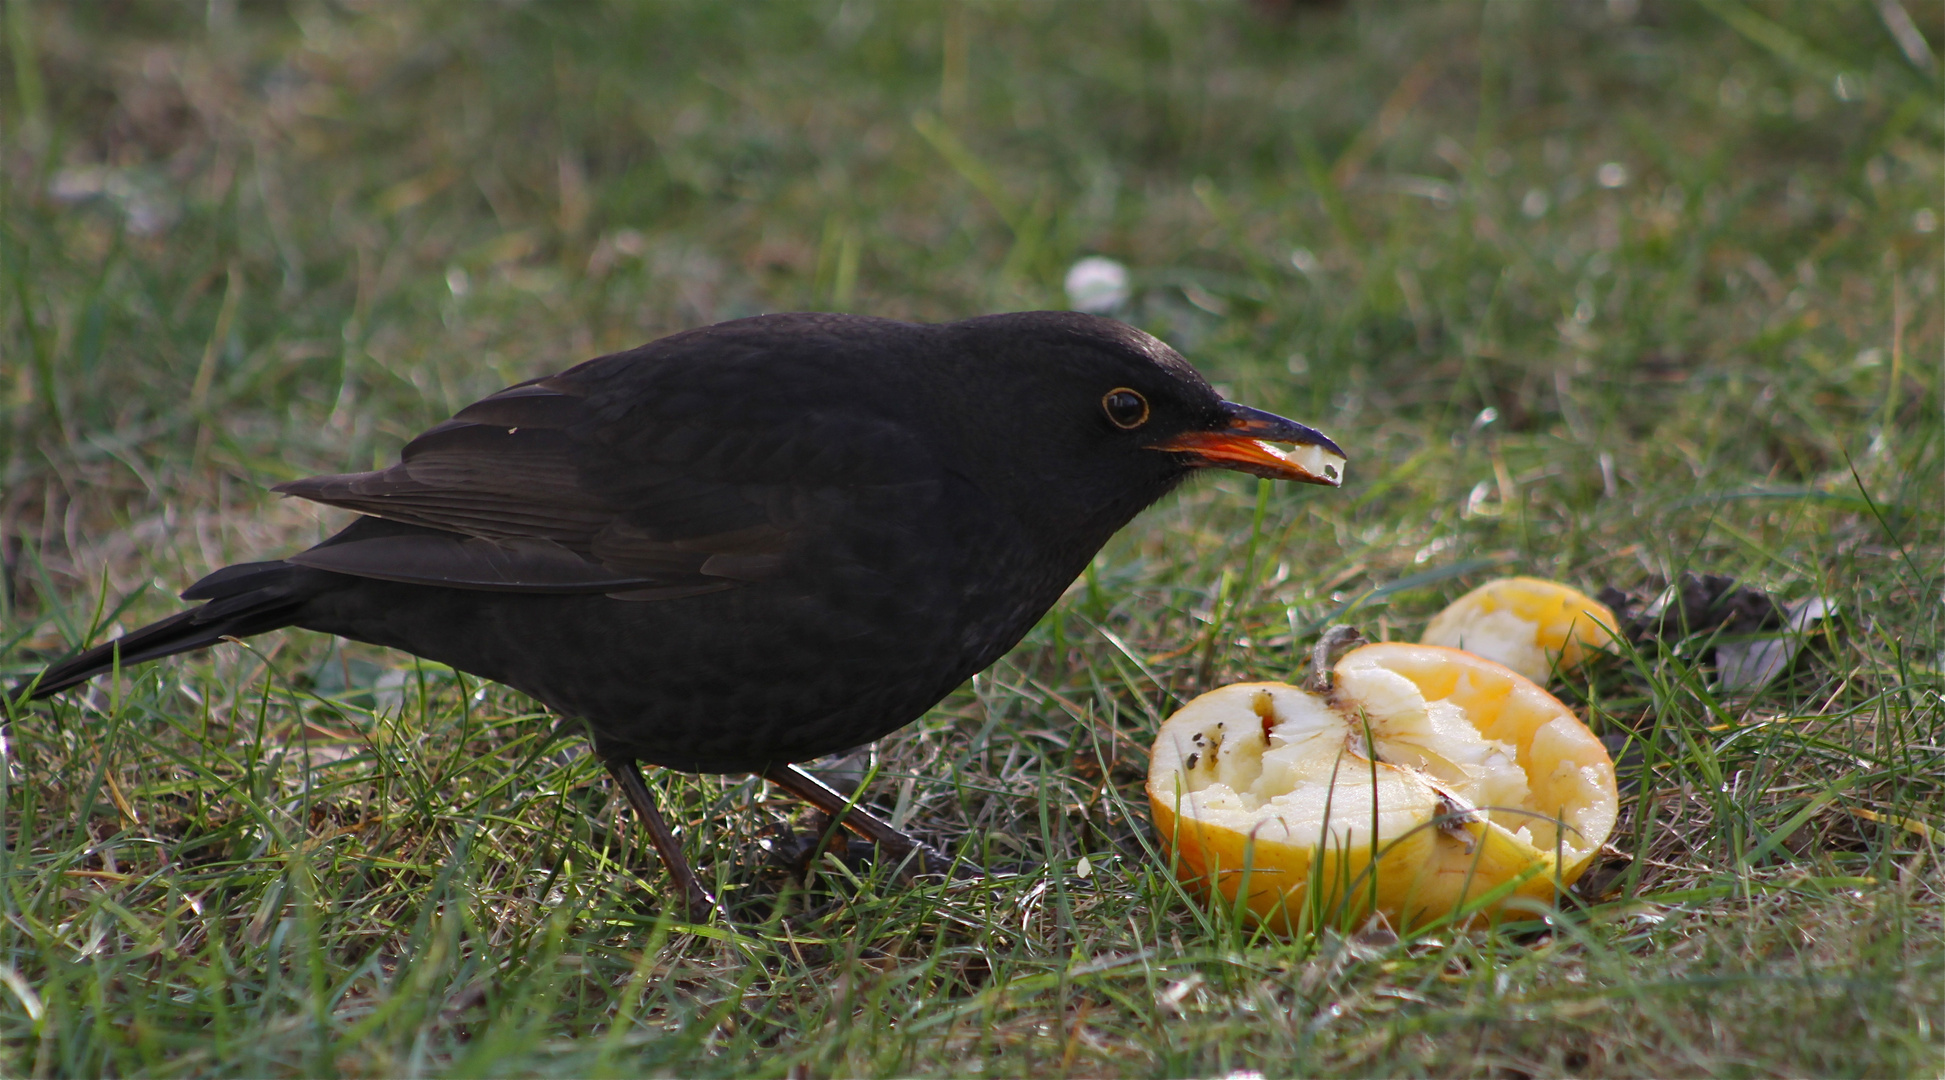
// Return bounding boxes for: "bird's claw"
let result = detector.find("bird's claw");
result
[778,816,978,884]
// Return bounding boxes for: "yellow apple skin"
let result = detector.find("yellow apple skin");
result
[1146,646,1618,933]
[1421,577,1621,682]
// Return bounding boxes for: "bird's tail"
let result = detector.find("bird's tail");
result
[16,560,317,700]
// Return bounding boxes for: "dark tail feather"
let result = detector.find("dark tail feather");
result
[17,561,317,700]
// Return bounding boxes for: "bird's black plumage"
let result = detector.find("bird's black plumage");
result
[20,310,1344,913]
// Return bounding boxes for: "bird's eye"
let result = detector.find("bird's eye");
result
[1101,388,1150,430]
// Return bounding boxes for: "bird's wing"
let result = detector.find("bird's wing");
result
[276,375,814,600]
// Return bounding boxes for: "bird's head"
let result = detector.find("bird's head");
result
[941,312,1345,527]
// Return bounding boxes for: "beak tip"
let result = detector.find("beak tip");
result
[1181,401,1348,486]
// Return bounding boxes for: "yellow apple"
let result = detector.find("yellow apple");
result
[1147,643,1618,932]
[1421,577,1619,683]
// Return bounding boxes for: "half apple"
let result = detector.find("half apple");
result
[1147,643,1618,932]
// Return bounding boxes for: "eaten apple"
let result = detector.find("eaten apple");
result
[1147,642,1618,932]
[1421,576,1619,683]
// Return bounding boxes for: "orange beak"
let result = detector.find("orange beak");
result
[1150,402,1346,487]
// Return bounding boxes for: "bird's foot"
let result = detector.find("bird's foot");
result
[760,762,982,883]
[773,812,977,884]
[874,831,979,881]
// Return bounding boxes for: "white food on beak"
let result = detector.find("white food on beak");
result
[1260,439,1346,486]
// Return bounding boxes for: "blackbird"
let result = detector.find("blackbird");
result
[17,310,1344,918]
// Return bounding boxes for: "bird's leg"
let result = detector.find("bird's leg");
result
[760,763,964,878]
[602,758,726,922]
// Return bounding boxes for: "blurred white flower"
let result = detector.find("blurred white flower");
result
[49,165,180,235]
[1064,255,1130,313]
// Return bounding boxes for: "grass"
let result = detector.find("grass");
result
[1,0,1941,1075]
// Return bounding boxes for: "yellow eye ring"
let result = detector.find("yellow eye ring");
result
[1102,388,1150,429]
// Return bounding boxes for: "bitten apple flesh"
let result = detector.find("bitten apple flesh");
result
[1147,643,1618,932]
[1420,576,1620,683]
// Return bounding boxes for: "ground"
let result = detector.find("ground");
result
[2,1,1941,1076]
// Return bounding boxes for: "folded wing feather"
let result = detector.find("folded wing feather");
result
[276,378,794,600]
